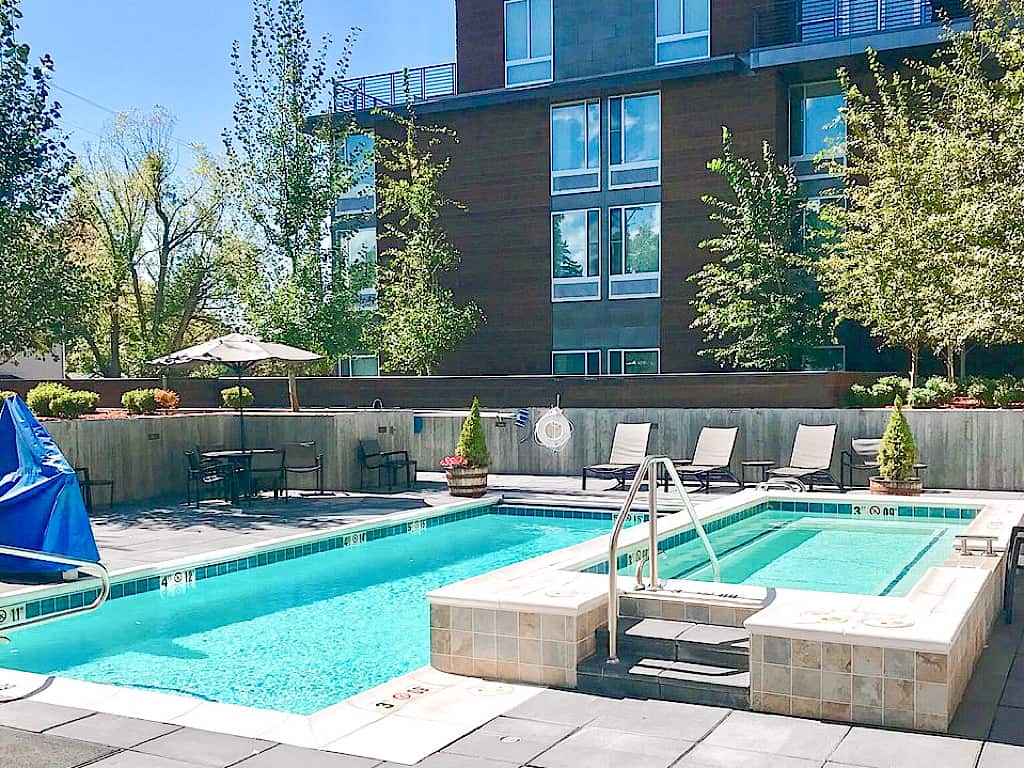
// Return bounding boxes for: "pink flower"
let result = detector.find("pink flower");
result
[440,455,469,469]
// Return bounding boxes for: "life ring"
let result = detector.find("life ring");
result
[534,407,573,452]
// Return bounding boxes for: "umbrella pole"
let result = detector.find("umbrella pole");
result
[237,368,246,453]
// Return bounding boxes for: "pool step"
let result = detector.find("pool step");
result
[579,617,751,709]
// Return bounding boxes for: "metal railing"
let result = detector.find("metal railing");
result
[0,546,110,636]
[606,456,720,662]
[753,0,965,48]
[334,62,457,112]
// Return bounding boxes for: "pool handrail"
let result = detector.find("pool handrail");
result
[606,455,720,663]
[0,546,110,637]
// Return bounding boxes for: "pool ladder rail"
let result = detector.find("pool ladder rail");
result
[606,456,720,663]
[0,545,110,640]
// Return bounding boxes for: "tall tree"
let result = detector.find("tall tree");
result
[689,128,830,370]
[224,0,366,361]
[370,96,483,375]
[0,0,83,366]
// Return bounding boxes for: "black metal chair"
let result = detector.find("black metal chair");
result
[74,466,114,514]
[358,439,416,491]
[841,437,928,489]
[248,450,284,499]
[1005,526,1024,624]
[184,450,236,506]
[282,442,324,498]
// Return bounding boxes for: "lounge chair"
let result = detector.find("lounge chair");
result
[582,423,652,490]
[666,426,740,494]
[767,424,842,491]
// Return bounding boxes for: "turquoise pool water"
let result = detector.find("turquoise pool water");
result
[1,508,616,715]
[633,510,966,596]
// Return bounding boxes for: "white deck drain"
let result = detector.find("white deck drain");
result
[797,610,851,625]
[862,614,915,629]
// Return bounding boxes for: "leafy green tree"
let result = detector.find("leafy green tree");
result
[370,93,483,375]
[224,0,366,362]
[689,128,830,370]
[0,0,85,365]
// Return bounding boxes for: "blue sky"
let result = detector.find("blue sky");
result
[19,0,456,156]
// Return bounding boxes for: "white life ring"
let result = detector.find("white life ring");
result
[534,407,573,452]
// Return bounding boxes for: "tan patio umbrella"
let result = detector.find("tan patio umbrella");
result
[148,334,321,451]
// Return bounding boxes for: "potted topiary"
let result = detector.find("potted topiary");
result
[442,397,491,498]
[869,396,922,495]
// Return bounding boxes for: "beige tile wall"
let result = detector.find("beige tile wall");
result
[619,594,760,628]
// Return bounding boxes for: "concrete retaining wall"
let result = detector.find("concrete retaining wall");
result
[43,407,1024,504]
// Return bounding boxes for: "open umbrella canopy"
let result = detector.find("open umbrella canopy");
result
[147,334,321,369]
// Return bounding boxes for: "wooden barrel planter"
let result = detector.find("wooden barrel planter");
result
[446,466,488,498]
[869,477,923,496]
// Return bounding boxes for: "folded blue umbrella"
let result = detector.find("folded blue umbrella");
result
[0,395,100,573]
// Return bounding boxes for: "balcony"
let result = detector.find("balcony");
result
[334,63,457,112]
[753,0,967,50]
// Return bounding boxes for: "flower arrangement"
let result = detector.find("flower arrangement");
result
[440,455,469,469]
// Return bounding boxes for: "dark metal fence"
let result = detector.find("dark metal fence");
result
[334,62,457,112]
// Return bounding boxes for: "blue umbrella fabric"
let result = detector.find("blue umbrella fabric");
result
[0,395,100,573]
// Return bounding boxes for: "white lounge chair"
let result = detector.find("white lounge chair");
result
[582,423,652,490]
[669,426,740,494]
[767,424,842,491]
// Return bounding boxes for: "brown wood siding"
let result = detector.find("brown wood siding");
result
[660,70,785,373]
[456,0,506,93]
[429,100,553,374]
[711,0,756,56]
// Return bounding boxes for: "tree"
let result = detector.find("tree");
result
[0,0,83,365]
[369,94,483,375]
[224,0,366,362]
[688,128,830,370]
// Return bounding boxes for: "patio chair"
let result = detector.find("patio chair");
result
[767,424,842,491]
[1004,526,1024,623]
[842,437,928,489]
[248,449,284,499]
[184,450,236,506]
[282,441,324,498]
[74,466,114,514]
[358,439,417,491]
[666,426,740,494]
[582,423,652,490]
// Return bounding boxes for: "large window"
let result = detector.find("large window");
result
[609,204,660,298]
[608,349,660,375]
[552,350,601,375]
[338,226,378,311]
[656,0,710,64]
[339,354,380,377]
[336,133,375,215]
[608,92,661,188]
[552,209,600,301]
[551,101,601,194]
[504,0,552,87]
[789,82,846,160]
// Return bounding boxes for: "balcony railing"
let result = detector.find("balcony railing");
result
[334,62,457,112]
[754,0,966,49]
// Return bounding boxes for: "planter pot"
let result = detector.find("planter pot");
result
[446,466,488,498]
[869,477,923,496]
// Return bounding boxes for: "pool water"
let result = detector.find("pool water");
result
[638,510,965,596]
[2,511,615,715]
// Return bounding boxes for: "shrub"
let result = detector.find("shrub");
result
[121,388,159,415]
[25,382,72,416]
[871,375,911,404]
[994,379,1024,408]
[964,376,999,406]
[0,390,16,402]
[221,386,254,409]
[454,397,491,468]
[907,387,940,408]
[154,388,180,410]
[878,396,917,481]
[47,391,100,419]
[923,376,958,405]
[847,384,876,407]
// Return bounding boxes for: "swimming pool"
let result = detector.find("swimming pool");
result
[1,504,624,715]
[608,502,970,596]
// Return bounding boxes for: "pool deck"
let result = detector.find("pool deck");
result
[1,474,1024,766]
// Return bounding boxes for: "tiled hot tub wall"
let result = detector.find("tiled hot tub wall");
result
[749,554,1005,732]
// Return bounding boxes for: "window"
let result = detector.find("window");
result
[339,354,380,377]
[337,226,378,310]
[608,92,661,188]
[552,209,600,301]
[656,0,710,64]
[552,350,601,375]
[505,0,552,87]
[608,349,660,375]
[551,101,601,194]
[336,133,375,215]
[789,82,845,160]
[609,204,660,298]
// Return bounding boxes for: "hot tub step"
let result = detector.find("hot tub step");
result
[596,617,750,670]
[577,653,750,709]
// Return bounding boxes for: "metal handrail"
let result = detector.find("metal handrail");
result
[0,546,110,636]
[607,456,720,662]
[334,62,457,112]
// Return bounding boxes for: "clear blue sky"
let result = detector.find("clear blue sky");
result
[19,0,456,156]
